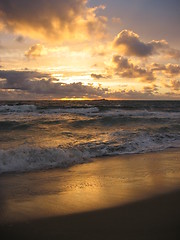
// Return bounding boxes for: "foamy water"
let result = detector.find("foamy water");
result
[0,100,180,174]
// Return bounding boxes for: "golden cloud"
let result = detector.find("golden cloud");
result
[25,44,47,58]
[152,63,180,76]
[0,69,179,100]
[170,80,180,91]
[112,55,155,82]
[0,0,107,43]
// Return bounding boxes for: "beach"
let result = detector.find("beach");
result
[1,149,180,239]
[0,0,180,238]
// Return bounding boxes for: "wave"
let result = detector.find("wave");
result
[89,109,180,119]
[0,120,35,130]
[0,146,91,174]
[1,103,180,120]
[0,104,37,113]
[0,104,99,115]
[39,108,180,119]
[1,131,179,174]
[42,107,99,114]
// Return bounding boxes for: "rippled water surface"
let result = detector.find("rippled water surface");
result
[0,100,179,173]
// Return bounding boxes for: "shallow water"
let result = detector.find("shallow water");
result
[0,150,180,223]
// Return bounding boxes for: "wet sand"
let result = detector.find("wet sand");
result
[1,190,180,240]
[0,149,180,239]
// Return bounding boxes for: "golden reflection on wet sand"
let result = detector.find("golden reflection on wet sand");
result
[0,149,180,224]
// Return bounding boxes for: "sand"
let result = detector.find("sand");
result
[0,149,180,239]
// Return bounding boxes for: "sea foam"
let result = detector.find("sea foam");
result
[0,104,37,113]
[0,146,90,174]
[0,131,179,174]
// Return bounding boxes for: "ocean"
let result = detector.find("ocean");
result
[0,100,180,174]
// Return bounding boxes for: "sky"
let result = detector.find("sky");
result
[0,0,180,100]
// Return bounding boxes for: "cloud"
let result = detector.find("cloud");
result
[25,44,47,58]
[165,80,180,91]
[152,63,180,76]
[0,41,3,49]
[15,35,24,43]
[0,0,107,42]
[164,92,180,99]
[112,55,155,82]
[107,89,161,100]
[0,70,49,85]
[114,30,153,57]
[0,69,179,100]
[91,73,105,79]
[91,73,111,80]
[0,70,108,99]
[171,80,180,91]
[143,84,159,94]
[113,30,180,59]
[112,17,121,24]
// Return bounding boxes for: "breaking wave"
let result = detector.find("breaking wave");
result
[0,100,179,174]
[0,104,37,113]
[0,131,179,174]
[0,103,180,120]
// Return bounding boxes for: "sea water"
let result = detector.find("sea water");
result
[0,100,180,174]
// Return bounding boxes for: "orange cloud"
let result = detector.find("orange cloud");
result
[0,0,107,43]
[170,80,180,91]
[112,17,121,24]
[112,55,155,82]
[25,44,47,58]
[152,63,180,76]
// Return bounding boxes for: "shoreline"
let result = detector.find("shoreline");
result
[1,148,180,239]
[1,146,180,176]
[1,189,180,239]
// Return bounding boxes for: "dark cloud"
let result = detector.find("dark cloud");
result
[0,70,108,99]
[0,0,106,42]
[15,35,24,43]
[152,63,180,76]
[108,89,158,100]
[91,73,105,79]
[114,30,153,57]
[114,30,180,59]
[108,85,180,100]
[91,73,111,80]
[0,70,179,100]
[0,70,49,88]
[112,55,155,82]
